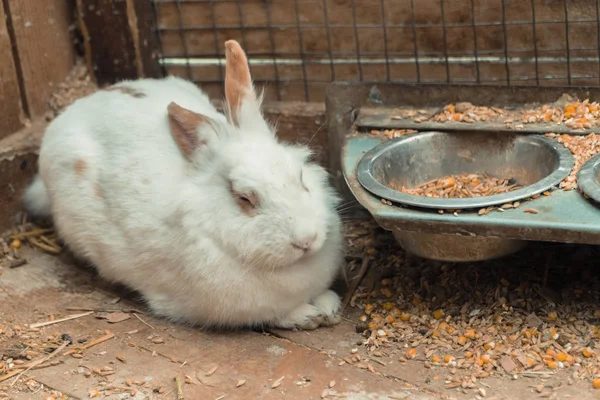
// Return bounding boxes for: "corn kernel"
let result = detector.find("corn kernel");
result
[464,352,473,359]
[566,355,575,364]
[481,355,490,364]
[444,355,455,363]
[364,304,374,314]
[594,378,600,389]
[447,104,455,113]
[457,336,467,345]
[368,322,378,330]
[565,104,577,114]
[432,356,441,363]
[405,348,417,359]
[359,315,368,322]
[381,288,393,299]
[547,311,558,321]
[371,314,382,323]
[10,239,21,249]
[546,360,558,369]
[384,315,395,324]
[545,349,556,357]
[432,309,445,320]
[400,312,410,322]
[464,329,476,339]
[526,358,535,367]
[382,302,394,311]
[445,325,455,334]
[555,352,567,362]
[583,348,595,358]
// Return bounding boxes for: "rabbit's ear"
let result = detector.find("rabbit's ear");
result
[167,102,218,160]
[224,40,270,132]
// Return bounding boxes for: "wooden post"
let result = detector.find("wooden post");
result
[77,0,162,86]
[0,0,25,138]
[6,0,76,118]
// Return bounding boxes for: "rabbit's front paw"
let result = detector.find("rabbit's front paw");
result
[275,303,325,330]
[311,290,342,327]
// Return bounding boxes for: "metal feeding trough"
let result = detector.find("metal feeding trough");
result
[326,83,600,262]
[354,131,573,261]
[356,131,573,210]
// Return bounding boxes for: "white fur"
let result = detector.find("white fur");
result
[24,75,344,330]
[23,175,51,218]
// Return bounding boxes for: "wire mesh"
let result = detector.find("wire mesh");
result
[151,0,600,103]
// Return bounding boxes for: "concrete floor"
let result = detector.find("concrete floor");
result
[0,246,596,399]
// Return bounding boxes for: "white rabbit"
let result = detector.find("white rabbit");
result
[23,40,344,330]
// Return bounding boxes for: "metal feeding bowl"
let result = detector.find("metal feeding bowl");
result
[357,131,574,210]
[578,153,600,204]
[355,131,574,262]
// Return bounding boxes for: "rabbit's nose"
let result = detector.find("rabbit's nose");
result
[291,233,318,252]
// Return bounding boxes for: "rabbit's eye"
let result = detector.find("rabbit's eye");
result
[238,195,253,205]
[229,181,258,215]
[235,193,257,215]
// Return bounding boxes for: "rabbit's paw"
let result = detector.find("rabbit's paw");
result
[311,289,342,327]
[275,303,325,330]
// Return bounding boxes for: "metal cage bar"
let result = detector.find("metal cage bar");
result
[151,0,600,102]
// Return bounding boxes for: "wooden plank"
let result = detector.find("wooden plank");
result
[0,1,24,139]
[78,0,161,86]
[7,0,76,117]
[132,0,162,79]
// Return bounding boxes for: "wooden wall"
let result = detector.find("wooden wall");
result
[0,2,24,138]
[0,0,76,140]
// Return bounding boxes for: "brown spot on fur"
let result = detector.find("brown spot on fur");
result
[74,159,87,177]
[167,102,207,160]
[104,85,146,98]
[224,40,254,127]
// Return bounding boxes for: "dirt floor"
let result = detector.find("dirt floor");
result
[1,218,600,399]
